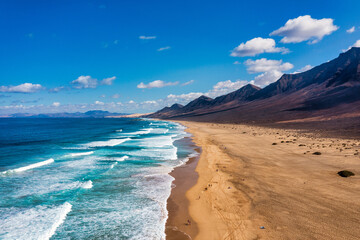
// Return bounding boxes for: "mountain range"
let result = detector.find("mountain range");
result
[148,47,360,135]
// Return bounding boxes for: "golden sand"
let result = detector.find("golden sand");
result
[167,121,360,239]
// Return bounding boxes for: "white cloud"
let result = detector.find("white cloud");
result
[206,80,249,98]
[233,61,241,64]
[253,70,283,87]
[162,80,249,105]
[101,76,116,85]
[230,37,289,57]
[0,83,43,93]
[52,102,60,107]
[346,26,355,34]
[71,76,116,89]
[182,80,194,86]
[353,40,360,47]
[293,65,313,74]
[157,46,171,51]
[142,100,157,105]
[139,36,156,40]
[71,76,98,89]
[343,39,360,52]
[165,92,204,103]
[244,58,293,73]
[95,101,104,105]
[111,94,120,99]
[270,15,338,44]
[128,100,135,104]
[137,80,179,89]
[49,86,65,93]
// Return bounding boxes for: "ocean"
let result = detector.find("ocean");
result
[0,118,197,239]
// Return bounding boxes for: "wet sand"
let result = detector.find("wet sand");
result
[165,150,199,239]
[167,121,360,239]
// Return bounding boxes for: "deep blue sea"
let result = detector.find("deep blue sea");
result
[0,118,197,239]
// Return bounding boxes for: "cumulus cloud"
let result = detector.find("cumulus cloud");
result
[353,40,360,47]
[111,94,120,99]
[101,76,116,85]
[71,76,98,89]
[139,36,156,40]
[52,102,60,107]
[343,39,360,52]
[137,80,178,89]
[95,100,104,105]
[162,80,249,105]
[157,46,171,51]
[293,65,313,74]
[165,92,204,103]
[71,75,116,89]
[244,58,293,73]
[0,83,43,93]
[252,70,283,87]
[346,26,355,34]
[206,80,249,98]
[230,37,289,57]
[270,15,338,44]
[182,80,194,86]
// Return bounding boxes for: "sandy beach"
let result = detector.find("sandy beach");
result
[166,121,360,239]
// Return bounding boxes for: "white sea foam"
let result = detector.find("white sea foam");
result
[68,151,94,157]
[83,138,131,148]
[116,156,129,162]
[1,158,54,175]
[110,162,118,169]
[116,129,122,132]
[132,169,174,240]
[81,180,93,189]
[137,135,174,148]
[14,180,94,198]
[45,202,72,240]
[125,128,153,135]
[0,202,72,240]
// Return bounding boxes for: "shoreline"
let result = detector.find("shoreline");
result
[166,120,360,239]
[165,134,200,239]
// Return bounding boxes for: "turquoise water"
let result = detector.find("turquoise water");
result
[0,118,197,239]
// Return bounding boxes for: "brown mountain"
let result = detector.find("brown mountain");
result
[150,103,184,118]
[148,84,261,118]
[211,84,261,106]
[181,95,213,112]
[249,47,360,102]
[148,47,360,135]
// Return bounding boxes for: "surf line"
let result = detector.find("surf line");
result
[1,158,54,175]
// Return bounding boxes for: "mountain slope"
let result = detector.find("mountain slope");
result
[181,95,213,112]
[211,84,261,106]
[149,47,360,126]
[249,47,360,101]
[148,84,261,118]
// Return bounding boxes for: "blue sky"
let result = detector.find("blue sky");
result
[0,0,360,114]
